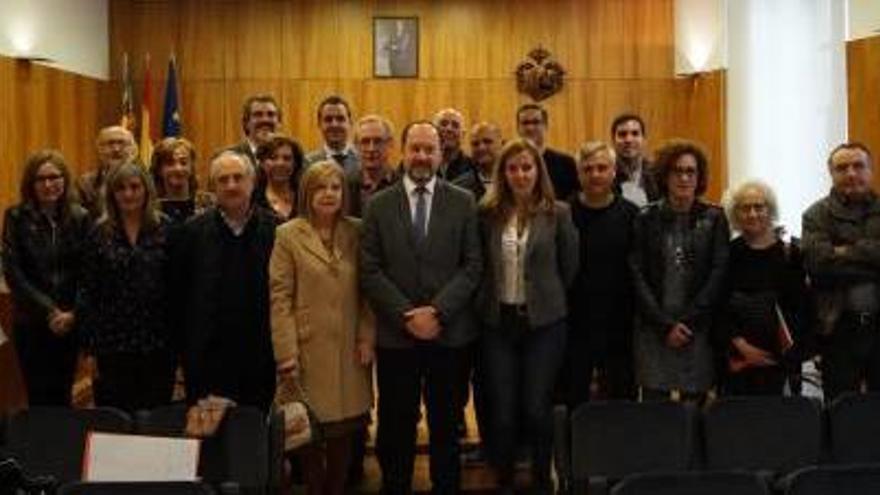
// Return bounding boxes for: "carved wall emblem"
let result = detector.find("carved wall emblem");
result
[516,47,566,101]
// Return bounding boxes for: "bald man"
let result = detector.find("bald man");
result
[77,126,137,217]
[453,122,502,200]
[433,108,476,181]
[170,151,278,410]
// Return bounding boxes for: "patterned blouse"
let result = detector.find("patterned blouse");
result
[78,218,171,354]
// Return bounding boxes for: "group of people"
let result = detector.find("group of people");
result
[4,91,880,495]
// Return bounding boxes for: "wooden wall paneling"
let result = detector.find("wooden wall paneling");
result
[180,0,225,80]
[0,58,105,215]
[847,36,880,191]
[282,0,342,80]
[224,1,284,80]
[181,81,227,183]
[0,58,13,214]
[335,1,373,80]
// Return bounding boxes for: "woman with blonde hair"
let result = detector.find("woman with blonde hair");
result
[78,162,175,412]
[269,160,374,495]
[477,138,579,494]
[720,180,811,395]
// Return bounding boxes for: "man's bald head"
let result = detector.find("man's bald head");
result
[96,126,136,171]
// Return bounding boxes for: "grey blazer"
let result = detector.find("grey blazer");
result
[360,180,483,348]
[477,201,580,328]
[305,147,360,174]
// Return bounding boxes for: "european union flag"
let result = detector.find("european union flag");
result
[162,57,182,137]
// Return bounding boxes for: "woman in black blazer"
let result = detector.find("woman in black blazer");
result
[477,138,579,494]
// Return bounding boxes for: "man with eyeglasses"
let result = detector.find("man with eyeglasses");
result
[803,142,880,401]
[77,126,137,218]
[348,115,398,217]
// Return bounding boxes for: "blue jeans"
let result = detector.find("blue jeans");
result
[483,308,567,488]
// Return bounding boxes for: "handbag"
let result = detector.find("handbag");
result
[275,372,321,451]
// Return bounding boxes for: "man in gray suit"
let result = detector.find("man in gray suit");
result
[361,121,483,495]
[305,95,360,173]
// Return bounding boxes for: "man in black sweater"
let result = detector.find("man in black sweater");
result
[170,150,277,410]
[516,103,578,200]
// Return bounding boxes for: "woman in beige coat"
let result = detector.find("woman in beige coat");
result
[269,160,374,495]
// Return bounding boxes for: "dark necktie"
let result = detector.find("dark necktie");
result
[413,186,428,242]
[332,153,346,166]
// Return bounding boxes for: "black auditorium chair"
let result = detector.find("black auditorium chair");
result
[58,481,216,494]
[828,392,880,464]
[784,464,880,495]
[137,404,280,495]
[554,401,697,495]
[611,470,770,495]
[703,396,822,481]
[4,406,131,484]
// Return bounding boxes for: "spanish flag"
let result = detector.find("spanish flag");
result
[139,53,154,166]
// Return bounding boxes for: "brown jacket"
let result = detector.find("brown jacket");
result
[269,216,374,423]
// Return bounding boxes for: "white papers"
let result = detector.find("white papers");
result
[83,432,200,482]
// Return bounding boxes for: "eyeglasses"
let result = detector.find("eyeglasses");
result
[34,173,64,184]
[735,203,768,214]
[670,167,698,178]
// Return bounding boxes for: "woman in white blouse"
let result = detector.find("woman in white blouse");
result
[476,138,579,494]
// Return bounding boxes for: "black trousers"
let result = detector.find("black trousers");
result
[94,350,176,413]
[14,323,78,406]
[376,344,468,495]
[821,313,880,401]
[565,333,635,407]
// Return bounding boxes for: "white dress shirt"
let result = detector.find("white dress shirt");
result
[499,213,529,304]
[402,174,436,229]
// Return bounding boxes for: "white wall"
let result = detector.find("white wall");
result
[0,0,108,80]
[848,0,880,40]
[726,0,847,236]
[675,0,727,74]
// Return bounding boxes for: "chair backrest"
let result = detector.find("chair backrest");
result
[785,464,880,495]
[828,393,880,464]
[137,405,270,492]
[59,481,215,494]
[611,470,770,495]
[5,407,131,483]
[703,396,822,475]
[568,401,696,484]
[135,403,189,436]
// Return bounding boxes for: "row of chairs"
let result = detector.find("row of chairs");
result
[553,393,880,494]
[0,404,285,495]
[610,464,880,495]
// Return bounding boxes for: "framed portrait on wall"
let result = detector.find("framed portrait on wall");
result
[373,17,419,78]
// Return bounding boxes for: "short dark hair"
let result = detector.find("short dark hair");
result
[241,94,281,134]
[401,120,439,148]
[316,95,352,123]
[610,113,647,137]
[827,142,874,168]
[516,103,548,126]
[654,139,710,198]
